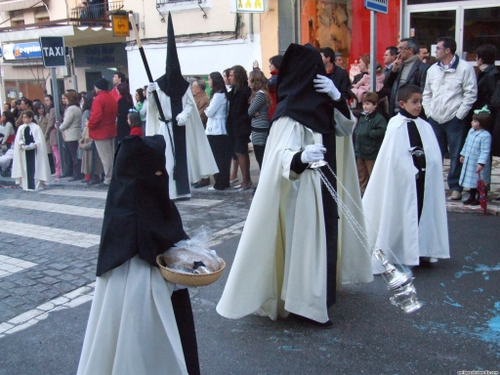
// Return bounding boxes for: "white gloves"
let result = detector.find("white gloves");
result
[301,143,326,164]
[176,113,187,126]
[147,82,159,95]
[22,143,37,151]
[314,74,341,101]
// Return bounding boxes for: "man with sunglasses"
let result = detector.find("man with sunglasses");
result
[422,37,477,201]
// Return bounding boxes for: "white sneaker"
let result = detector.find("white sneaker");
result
[450,191,462,200]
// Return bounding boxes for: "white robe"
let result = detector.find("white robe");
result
[11,123,51,191]
[77,255,188,375]
[146,88,218,199]
[363,114,450,273]
[216,113,373,324]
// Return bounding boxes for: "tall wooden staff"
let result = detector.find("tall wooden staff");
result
[128,12,176,170]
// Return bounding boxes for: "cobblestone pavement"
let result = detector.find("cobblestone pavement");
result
[1,152,499,339]
[0,184,254,338]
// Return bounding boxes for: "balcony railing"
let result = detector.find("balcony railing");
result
[70,0,124,26]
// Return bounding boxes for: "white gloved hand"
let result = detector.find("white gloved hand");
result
[22,143,37,151]
[301,143,326,164]
[147,82,159,95]
[176,113,187,126]
[314,74,341,101]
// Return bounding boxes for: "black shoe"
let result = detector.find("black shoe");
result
[463,197,479,205]
[193,178,210,188]
[303,317,334,329]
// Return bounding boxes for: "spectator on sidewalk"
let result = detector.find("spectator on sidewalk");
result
[205,71,231,191]
[354,91,387,194]
[110,72,126,102]
[59,91,84,181]
[384,38,429,117]
[423,37,478,200]
[320,47,350,101]
[383,46,398,76]
[44,95,61,179]
[248,70,270,170]
[87,78,118,185]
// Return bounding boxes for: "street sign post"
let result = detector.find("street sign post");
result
[363,0,388,91]
[39,36,67,173]
[364,0,388,14]
[39,37,66,68]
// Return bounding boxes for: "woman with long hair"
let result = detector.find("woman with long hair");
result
[33,101,54,173]
[116,83,134,143]
[227,65,252,191]
[1,111,16,149]
[59,91,83,181]
[248,70,271,170]
[205,71,231,190]
[134,88,147,130]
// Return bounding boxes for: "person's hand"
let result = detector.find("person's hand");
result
[314,74,341,101]
[392,56,402,72]
[301,143,326,164]
[477,164,484,173]
[460,156,464,163]
[147,82,159,95]
[253,60,259,69]
[176,113,187,126]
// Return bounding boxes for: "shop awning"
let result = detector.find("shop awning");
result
[0,25,125,47]
[0,0,43,12]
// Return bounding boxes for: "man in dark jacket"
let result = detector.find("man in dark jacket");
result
[384,38,429,117]
[320,47,351,101]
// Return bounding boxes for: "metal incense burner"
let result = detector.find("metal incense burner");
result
[308,160,423,313]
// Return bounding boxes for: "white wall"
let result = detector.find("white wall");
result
[126,34,261,92]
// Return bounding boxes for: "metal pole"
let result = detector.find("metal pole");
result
[370,10,377,92]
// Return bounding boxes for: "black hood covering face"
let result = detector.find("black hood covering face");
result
[156,12,189,101]
[96,135,188,276]
[272,43,335,134]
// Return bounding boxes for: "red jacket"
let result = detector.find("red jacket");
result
[87,90,118,140]
[129,127,143,137]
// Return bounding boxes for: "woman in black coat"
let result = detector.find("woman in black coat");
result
[116,83,134,144]
[226,65,252,190]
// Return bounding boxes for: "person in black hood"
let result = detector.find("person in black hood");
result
[77,135,200,375]
[146,12,218,200]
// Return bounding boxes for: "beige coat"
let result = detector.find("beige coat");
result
[59,105,82,142]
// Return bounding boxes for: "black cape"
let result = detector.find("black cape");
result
[96,135,187,276]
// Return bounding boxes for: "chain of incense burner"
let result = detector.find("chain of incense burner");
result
[309,160,423,313]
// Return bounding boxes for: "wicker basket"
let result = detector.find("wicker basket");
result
[156,254,226,287]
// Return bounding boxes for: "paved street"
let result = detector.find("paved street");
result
[0,157,500,374]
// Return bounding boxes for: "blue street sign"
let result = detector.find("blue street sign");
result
[364,0,388,14]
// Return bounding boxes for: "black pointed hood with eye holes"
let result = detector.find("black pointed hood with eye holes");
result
[272,43,334,134]
[96,135,188,276]
[156,12,189,101]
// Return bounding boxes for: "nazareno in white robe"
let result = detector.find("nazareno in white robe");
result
[11,123,51,191]
[76,255,188,375]
[146,88,218,199]
[216,111,373,324]
[363,113,450,273]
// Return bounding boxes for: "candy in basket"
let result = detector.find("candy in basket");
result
[156,226,226,287]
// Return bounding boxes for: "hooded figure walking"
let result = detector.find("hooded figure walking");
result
[216,44,372,328]
[77,135,200,375]
[146,13,218,200]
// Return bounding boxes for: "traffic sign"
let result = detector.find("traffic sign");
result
[364,0,388,14]
[39,37,66,68]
